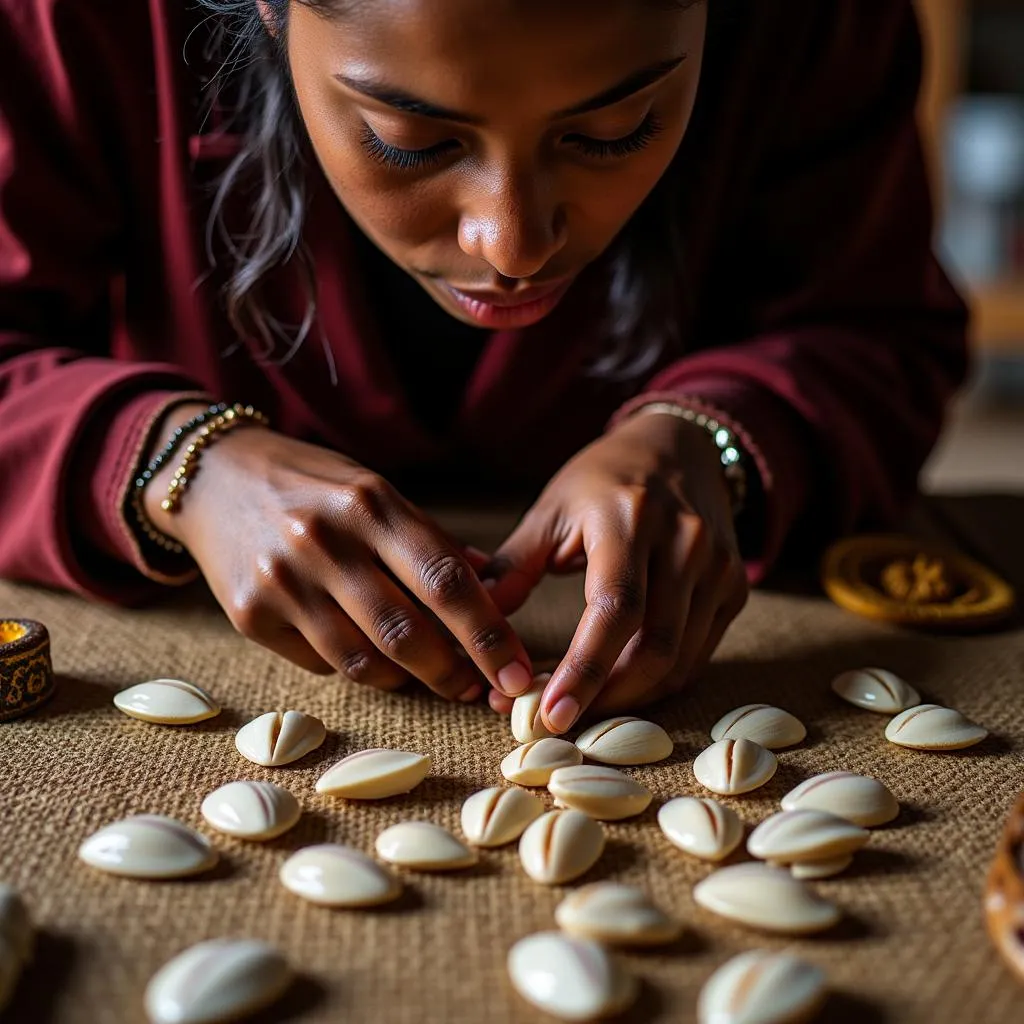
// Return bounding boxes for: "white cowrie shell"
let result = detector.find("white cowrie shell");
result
[511,675,554,743]
[657,797,744,861]
[200,781,301,841]
[574,717,673,765]
[501,738,582,787]
[144,939,292,1024]
[831,668,920,713]
[78,815,217,879]
[747,810,869,864]
[519,810,605,885]
[693,738,777,795]
[555,883,681,947]
[0,885,32,1013]
[885,704,988,750]
[781,771,899,827]
[693,863,840,934]
[234,710,326,767]
[460,787,545,847]
[375,821,477,871]
[508,931,637,1021]
[547,765,652,821]
[315,749,431,799]
[710,704,806,749]
[113,679,219,725]
[280,844,401,906]
[697,950,827,1024]
[789,855,853,880]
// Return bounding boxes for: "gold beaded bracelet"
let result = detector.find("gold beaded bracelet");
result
[161,404,269,514]
[130,403,270,554]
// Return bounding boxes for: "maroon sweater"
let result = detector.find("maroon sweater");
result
[0,0,969,604]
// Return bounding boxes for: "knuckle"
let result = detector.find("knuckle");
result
[336,648,377,683]
[565,652,607,688]
[419,551,473,605]
[593,581,645,628]
[465,623,507,657]
[333,474,393,524]
[372,606,420,658]
[285,511,331,551]
[635,624,680,663]
[227,592,265,640]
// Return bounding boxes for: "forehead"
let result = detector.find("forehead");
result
[300,0,699,114]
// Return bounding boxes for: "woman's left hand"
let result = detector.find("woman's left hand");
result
[481,408,750,733]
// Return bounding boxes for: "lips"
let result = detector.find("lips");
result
[443,277,574,328]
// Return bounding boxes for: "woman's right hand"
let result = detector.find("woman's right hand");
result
[144,413,535,703]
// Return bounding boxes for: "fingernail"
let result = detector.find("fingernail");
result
[548,695,580,733]
[497,661,532,696]
[483,578,498,591]
[458,683,482,703]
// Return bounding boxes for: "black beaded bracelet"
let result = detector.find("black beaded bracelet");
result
[130,402,268,555]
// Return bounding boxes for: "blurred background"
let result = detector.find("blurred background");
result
[915,0,1024,492]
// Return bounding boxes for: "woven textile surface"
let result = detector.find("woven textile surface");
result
[1,501,1022,1024]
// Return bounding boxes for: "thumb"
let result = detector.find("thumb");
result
[480,512,558,617]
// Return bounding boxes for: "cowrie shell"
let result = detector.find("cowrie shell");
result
[460,787,544,847]
[375,822,477,871]
[574,717,673,765]
[747,810,869,864]
[280,844,401,906]
[885,704,987,750]
[510,675,554,743]
[657,797,744,861]
[519,810,605,885]
[113,679,219,725]
[781,771,899,827]
[698,950,827,1024]
[501,738,582,787]
[555,883,681,947]
[693,738,777,795]
[78,815,217,879]
[316,749,431,799]
[831,668,920,714]
[547,765,652,821]
[234,710,326,767]
[144,939,291,1024]
[200,781,300,841]
[710,704,806,749]
[693,863,841,934]
[508,932,637,1020]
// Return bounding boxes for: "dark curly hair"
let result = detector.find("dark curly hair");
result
[189,0,707,383]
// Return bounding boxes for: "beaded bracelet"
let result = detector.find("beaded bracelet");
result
[630,400,749,516]
[131,402,269,553]
[160,404,269,513]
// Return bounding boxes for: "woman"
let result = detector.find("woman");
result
[0,1,968,733]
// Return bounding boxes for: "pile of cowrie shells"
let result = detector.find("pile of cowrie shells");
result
[26,662,986,1023]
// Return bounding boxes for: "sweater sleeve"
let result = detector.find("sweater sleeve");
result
[610,1,969,582]
[0,3,209,602]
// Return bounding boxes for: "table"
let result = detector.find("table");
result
[1,498,1022,1023]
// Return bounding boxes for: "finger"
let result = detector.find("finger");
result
[686,586,748,682]
[257,624,336,676]
[292,598,411,691]
[598,516,704,708]
[480,510,562,616]
[489,689,514,715]
[375,509,536,698]
[328,558,486,702]
[540,508,652,734]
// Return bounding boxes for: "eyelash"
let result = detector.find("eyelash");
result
[358,115,665,172]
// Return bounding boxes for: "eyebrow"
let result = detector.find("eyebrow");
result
[333,54,687,126]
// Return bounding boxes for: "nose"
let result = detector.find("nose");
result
[457,167,568,280]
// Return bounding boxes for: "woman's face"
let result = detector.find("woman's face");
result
[285,0,706,328]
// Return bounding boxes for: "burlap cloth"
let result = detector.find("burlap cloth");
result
[1,497,1022,1024]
